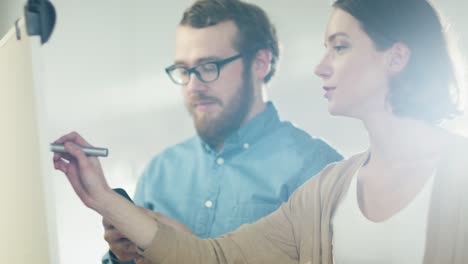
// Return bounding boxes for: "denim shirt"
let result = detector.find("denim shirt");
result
[102,102,342,263]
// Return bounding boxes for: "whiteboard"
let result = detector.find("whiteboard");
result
[0,19,50,264]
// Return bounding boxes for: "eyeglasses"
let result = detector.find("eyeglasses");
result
[165,54,243,85]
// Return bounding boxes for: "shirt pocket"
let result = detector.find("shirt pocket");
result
[229,202,280,228]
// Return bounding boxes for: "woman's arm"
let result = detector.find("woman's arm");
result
[141,201,299,263]
[53,131,301,263]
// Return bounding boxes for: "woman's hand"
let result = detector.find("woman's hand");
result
[52,131,112,210]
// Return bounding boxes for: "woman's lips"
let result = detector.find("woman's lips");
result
[323,86,336,99]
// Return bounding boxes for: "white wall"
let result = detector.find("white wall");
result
[40,2,368,260]
[0,0,23,37]
[4,1,466,263]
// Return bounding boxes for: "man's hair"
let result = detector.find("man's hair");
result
[180,0,279,83]
[333,0,463,123]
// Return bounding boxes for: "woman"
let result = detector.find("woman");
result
[53,0,467,263]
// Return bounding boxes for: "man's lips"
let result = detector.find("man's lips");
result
[191,98,221,112]
[192,100,218,107]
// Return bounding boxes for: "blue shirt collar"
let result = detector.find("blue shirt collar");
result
[200,102,280,154]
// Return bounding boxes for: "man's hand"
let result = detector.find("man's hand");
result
[103,218,140,262]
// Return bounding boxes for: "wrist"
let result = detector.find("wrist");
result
[92,188,119,214]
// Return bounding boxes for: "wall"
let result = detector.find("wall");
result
[41,1,367,262]
[0,0,23,37]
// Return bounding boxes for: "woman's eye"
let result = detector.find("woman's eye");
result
[333,45,349,53]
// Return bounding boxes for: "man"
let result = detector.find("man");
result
[102,0,342,263]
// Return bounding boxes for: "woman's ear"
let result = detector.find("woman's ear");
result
[252,49,272,80]
[387,42,411,75]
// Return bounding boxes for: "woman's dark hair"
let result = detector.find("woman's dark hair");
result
[180,0,279,83]
[333,0,463,123]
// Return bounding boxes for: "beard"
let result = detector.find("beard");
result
[187,71,254,149]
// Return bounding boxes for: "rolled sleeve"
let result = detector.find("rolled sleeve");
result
[143,204,298,264]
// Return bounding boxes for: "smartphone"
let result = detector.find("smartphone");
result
[113,188,134,204]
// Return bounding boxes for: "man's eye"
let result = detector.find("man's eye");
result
[178,68,189,76]
[200,63,217,73]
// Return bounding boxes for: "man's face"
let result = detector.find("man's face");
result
[174,21,254,148]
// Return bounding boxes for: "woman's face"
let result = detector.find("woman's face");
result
[315,8,391,119]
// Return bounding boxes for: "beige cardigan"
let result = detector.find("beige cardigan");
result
[143,137,468,264]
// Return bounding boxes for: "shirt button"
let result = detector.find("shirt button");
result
[216,157,224,165]
[243,143,250,149]
[205,200,213,208]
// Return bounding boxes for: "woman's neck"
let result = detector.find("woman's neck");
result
[362,112,450,169]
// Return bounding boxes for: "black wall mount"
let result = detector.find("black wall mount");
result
[24,0,56,44]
